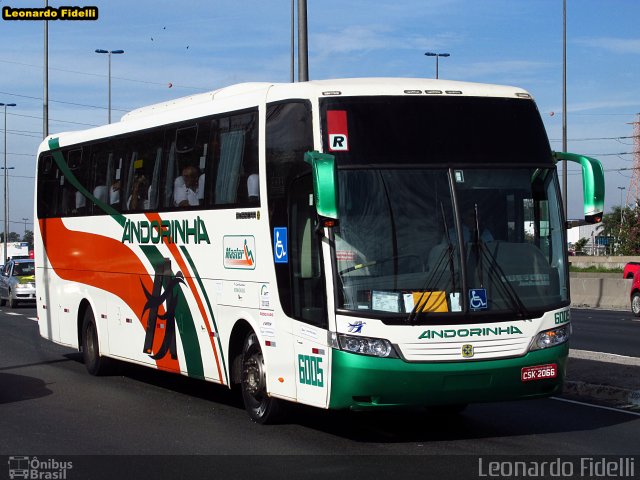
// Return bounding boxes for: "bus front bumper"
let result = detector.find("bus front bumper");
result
[328,344,568,410]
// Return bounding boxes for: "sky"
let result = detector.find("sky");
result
[1,0,639,235]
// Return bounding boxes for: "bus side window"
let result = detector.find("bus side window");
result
[213,111,258,207]
[165,121,212,208]
[266,101,314,319]
[37,154,60,218]
[66,148,87,216]
[123,130,164,212]
[89,144,113,214]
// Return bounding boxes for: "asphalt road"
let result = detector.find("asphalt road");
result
[570,307,640,358]
[0,306,638,478]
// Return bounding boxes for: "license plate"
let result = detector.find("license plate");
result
[521,364,557,382]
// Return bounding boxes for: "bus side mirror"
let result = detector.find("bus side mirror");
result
[553,151,605,224]
[304,151,339,221]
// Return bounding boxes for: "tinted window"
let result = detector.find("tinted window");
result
[320,96,551,166]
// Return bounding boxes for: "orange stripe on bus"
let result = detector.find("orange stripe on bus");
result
[144,212,225,384]
[39,218,180,373]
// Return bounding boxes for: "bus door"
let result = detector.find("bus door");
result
[289,175,330,408]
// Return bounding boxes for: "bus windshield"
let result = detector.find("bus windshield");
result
[322,96,565,322]
[334,167,566,321]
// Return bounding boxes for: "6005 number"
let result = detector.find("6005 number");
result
[298,354,324,387]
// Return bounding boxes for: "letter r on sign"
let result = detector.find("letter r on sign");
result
[329,134,348,151]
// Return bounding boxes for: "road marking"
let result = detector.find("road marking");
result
[5,312,22,316]
[28,317,38,322]
[552,397,640,417]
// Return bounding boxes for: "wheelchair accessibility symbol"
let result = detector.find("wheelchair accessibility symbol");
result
[469,288,488,310]
[273,227,288,264]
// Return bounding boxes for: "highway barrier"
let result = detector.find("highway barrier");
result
[570,276,631,310]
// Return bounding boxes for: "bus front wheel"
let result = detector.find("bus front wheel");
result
[240,331,282,424]
[81,308,112,376]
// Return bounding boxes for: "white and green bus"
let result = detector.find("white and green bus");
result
[35,78,604,423]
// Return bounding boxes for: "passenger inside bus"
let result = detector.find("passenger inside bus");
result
[110,180,121,206]
[247,173,259,203]
[93,184,108,204]
[74,190,87,215]
[173,165,201,207]
[128,173,149,210]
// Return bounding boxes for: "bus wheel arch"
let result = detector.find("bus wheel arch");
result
[79,300,112,376]
[77,299,92,350]
[228,319,282,423]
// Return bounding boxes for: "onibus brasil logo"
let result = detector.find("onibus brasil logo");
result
[8,456,73,479]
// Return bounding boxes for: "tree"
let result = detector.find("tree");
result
[617,206,640,255]
[22,230,33,248]
[598,205,640,255]
[574,237,589,253]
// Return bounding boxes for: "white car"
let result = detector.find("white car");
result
[0,259,36,308]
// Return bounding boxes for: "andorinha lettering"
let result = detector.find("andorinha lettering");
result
[2,6,99,21]
[419,325,523,339]
[121,217,210,245]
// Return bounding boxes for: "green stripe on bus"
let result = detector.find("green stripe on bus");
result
[47,137,126,226]
[328,344,568,409]
[180,245,229,385]
[140,245,204,379]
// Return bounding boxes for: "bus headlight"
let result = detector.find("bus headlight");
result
[529,325,571,351]
[337,334,398,358]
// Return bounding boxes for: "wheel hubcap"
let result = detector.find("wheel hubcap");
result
[243,354,264,397]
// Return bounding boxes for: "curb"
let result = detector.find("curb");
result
[564,350,640,409]
[563,381,640,408]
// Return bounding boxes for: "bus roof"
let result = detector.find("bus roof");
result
[38,77,533,153]
[123,78,532,120]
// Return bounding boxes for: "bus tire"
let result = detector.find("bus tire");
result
[81,308,111,376]
[240,331,282,424]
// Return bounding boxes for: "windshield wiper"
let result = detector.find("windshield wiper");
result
[470,206,530,318]
[406,202,457,324]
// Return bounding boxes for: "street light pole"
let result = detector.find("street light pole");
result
[297,0,308,82]
[618,186,626,225]
[0,102,16,263]
[562,0,568,220]
[95,49,124,123]
[425,52,450,79]
[44,0,49,138]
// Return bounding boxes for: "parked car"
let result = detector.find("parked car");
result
[623,261,640,279]
[630,273,640,317]
[0,259,36,308]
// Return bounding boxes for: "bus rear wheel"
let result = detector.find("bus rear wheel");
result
[82,308,112,376]
[240,331,282,424]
